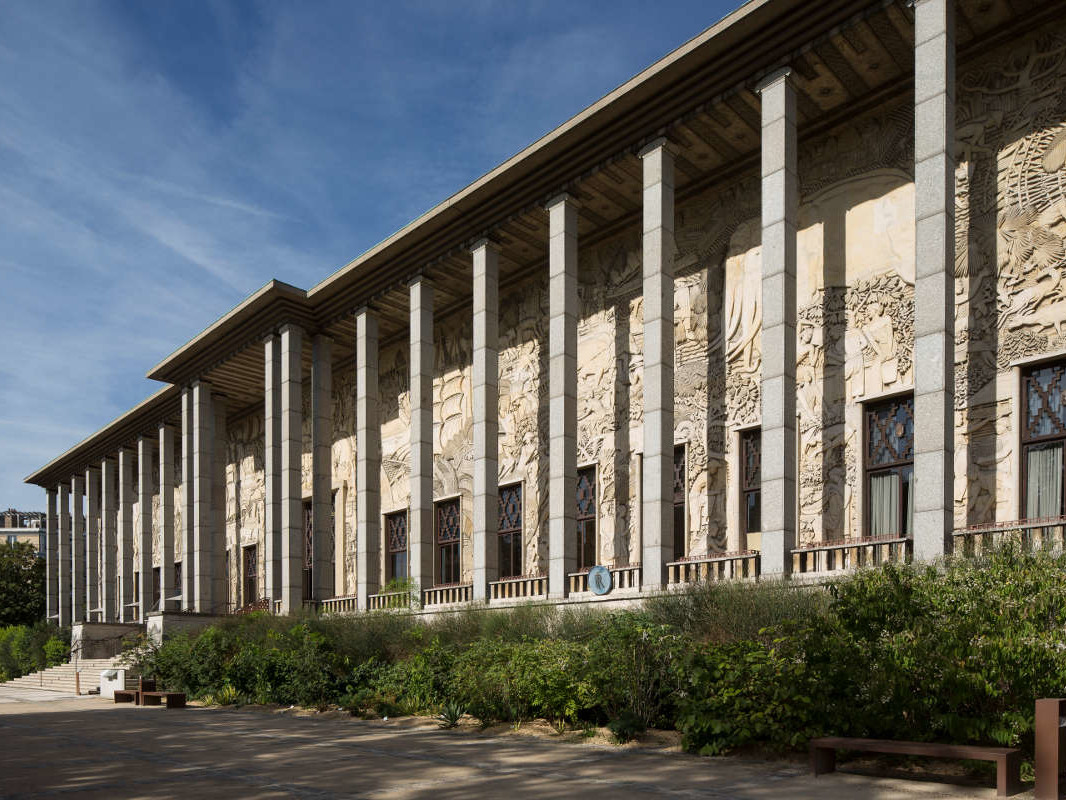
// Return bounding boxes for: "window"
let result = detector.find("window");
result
[152,567,160,611]
[243,545,258,605]
[173,561,182,599]
[385,510,408,582]
[673,446,686,560]
[865,396,914,537]
[498,484,522,578]
[435,498,461,585]
[741,429,761,536]
[302,501,313,602]
[1022,361,1066,519]
[576,467,597,570]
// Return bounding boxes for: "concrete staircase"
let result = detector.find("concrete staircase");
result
[1,656,132,694]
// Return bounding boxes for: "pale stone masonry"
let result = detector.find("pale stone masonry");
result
[117,447,134,622]
[471,239,500,600]
[56,484,69,626]
[137,436,153,617]
[85,467,99,617]
[912,0,955,561]
[312,334,333,601]
[158,424,176,611]
[756,68,798,576]
[263,335,282,605]
[640,139,676,592]
[71,475,85,622]
[547,195,578,598]
[180,388,196,609]
[356,309,380,609]
[409,278,434,596]
[28,0,1066,617]
[100,457,117,622]
[45,488,57,622]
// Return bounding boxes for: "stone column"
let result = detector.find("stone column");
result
[100,457,117,622]
[117,448,134,622]
[409,278,434,596]
[212,396,228,610]
[312,334,334,601]
[280,324,304,614]
[159,423,176,610]
[913,0,955,560]
[264,334,282,605]
[192,382,214,613]
[547,195,578,598]
[72,474,85,622]
[756,68,798,576]
[85,467,100,618]
[137,436,154,617]
[472,240,500,601]
[356,308,381,608]
[181,388,195,609]
[639,139,676,592]
[57,484,71,626]
[45,489,57,623]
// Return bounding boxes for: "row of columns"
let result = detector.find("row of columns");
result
[44,0,956,621]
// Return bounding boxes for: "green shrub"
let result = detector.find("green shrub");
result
[607,711,646,743]
[676,637,824,755]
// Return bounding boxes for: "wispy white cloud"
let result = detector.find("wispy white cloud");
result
[0,0,735,508]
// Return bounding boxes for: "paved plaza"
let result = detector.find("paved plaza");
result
[0,687,1025,799]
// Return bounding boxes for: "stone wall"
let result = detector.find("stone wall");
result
[210,28,1066,601]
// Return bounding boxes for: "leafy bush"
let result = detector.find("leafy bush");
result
[607,711,646,743]
[676,637,824,755]
[0,623,69,681]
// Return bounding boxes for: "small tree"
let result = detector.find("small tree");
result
[0,542,45,626]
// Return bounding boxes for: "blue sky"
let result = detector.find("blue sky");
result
[0,0,738,510]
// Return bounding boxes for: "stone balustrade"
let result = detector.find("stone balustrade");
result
[667,551,760,584]
[489,574,547,601]
[422,583,472,607]
[321,595,358,614]
[953,516,1066,556]
[567,564,641,595]
[367,591,411,611]
[791,536,910,576]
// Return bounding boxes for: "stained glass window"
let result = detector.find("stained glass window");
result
[386,511,408,582]
[1022,362,1066,519]
[498,484,522,579]
[576,467,596,570]
[673,445,686,560]
[741,429,761,536]
[435,499,461,585]
[865,396,914,537]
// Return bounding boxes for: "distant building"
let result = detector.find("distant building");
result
[1,509,45,552]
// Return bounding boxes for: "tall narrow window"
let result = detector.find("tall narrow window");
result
[576,466,597,570]
[865,396,915,537]
[133,572,140,620]
[385,510,408,583]
[741,429,761,537]
[435,498,461,585]
[1022,361,1066,519]
[673,445,686,560]
[151,567,160,612]
[243,544,258,605]
[173,561,182,600]
[498,484,522,578]
[302,501,313,601]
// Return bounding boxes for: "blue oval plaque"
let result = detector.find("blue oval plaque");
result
[588,565,612,596]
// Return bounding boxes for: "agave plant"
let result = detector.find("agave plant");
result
[436,701,466,729]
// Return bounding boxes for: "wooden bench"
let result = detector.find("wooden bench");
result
[112,678,156,706]
[810,736,1023,797]
[140,691,187,709]
[113,690,137,703]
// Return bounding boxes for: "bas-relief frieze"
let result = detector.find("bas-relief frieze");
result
[953,30,1066,526]
[199,31,1066,587]
[225,411,265,605]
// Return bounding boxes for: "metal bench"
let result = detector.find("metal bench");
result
[140,691,186,709]
[810,736,1023,797]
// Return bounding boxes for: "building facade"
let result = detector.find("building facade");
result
[26,0,1066,625]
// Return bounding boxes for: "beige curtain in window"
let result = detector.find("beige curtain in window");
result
[1026,443,1063,519]
[869,472,900,536]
